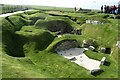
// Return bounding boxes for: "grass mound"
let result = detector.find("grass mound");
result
[1,9,118,78]
[46,38,79,52]
[35,19,73,34]
[35,16,82,35]
[24,10,40,15]
[2,15,32,32]
[45,16,80,29]
[80,19,118,62]
[23,13,48,25]
[8,16,32,28]
[76,16,86,25]
[16,26,55,56]
[2,16,32,57]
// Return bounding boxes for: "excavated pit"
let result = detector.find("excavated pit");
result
[2,15,55,57]
[2,16,31,57]
[35,20,74,35]
[2,14,81,57]
[54,39,79,52]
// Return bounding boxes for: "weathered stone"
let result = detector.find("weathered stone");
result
[69,57,77,61]
[83,48,89,51]
[55,40,79,51]
[82,40,89,48]
[98,47,106,53]
[86,20,91,24]
[116,41,120,48]
[71,29,82,35]
[75,29,82,35]
[47,20,73,34]
[82,40,95,48]
[86,20,103,24]
[57,35,62,38]
[100,57,106,65]
[82,43,89,48]
[88,46,95,51]
[90,69,103,75]
[99,47,111,54]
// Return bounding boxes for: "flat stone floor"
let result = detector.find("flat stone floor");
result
[57,48,101,71]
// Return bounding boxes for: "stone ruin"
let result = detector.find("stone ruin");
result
[98,47,106,53]
[86,20,104,24]
[55,39,106,76]
[100,57,106,65]
[116,41,120,48]
[98,47,111,54]
[44,20,82,35]
[90,57,106,75]
[71,29,82,35]
[88,46,95,51]
[82,40,96,51]
[55,40,79,52]
[82,40,111,54]
[90,68,104,76]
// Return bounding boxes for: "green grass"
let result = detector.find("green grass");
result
[80,19,118,61]
[24,10,40,15]
[30,5,74,12]
[8,16,32,30]
[22,12,49,25]
[16,26,55,55]
[84,50,118,78]
[45,16,81,29]
[1,8,119,78]
[2,16,32,57]
[2,51,50,78]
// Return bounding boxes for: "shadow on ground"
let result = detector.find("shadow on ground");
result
[91,70,104,77]
[104,61,111,66]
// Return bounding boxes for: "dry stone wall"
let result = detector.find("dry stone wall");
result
[55,40,79,51]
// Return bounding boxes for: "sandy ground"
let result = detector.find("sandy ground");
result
[57,48,101,71]
[0,9,33,17]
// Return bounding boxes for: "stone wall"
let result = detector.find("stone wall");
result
[47,20,73,34]
[86,20,103,24]
[55,40,79,51]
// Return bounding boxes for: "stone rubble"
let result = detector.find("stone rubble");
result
[98,47,106,53]
[86,20,104,24]
[116,41,120,48]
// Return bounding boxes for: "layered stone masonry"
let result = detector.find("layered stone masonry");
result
[55,40,79,51]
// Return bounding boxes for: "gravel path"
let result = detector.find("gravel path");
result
[0,9,33,17]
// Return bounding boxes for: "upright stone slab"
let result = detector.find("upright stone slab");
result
[100,57,106,65]
[98,47,106,53]
[116,41,120,48]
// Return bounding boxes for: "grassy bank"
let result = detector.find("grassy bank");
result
[1,7,119,78]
